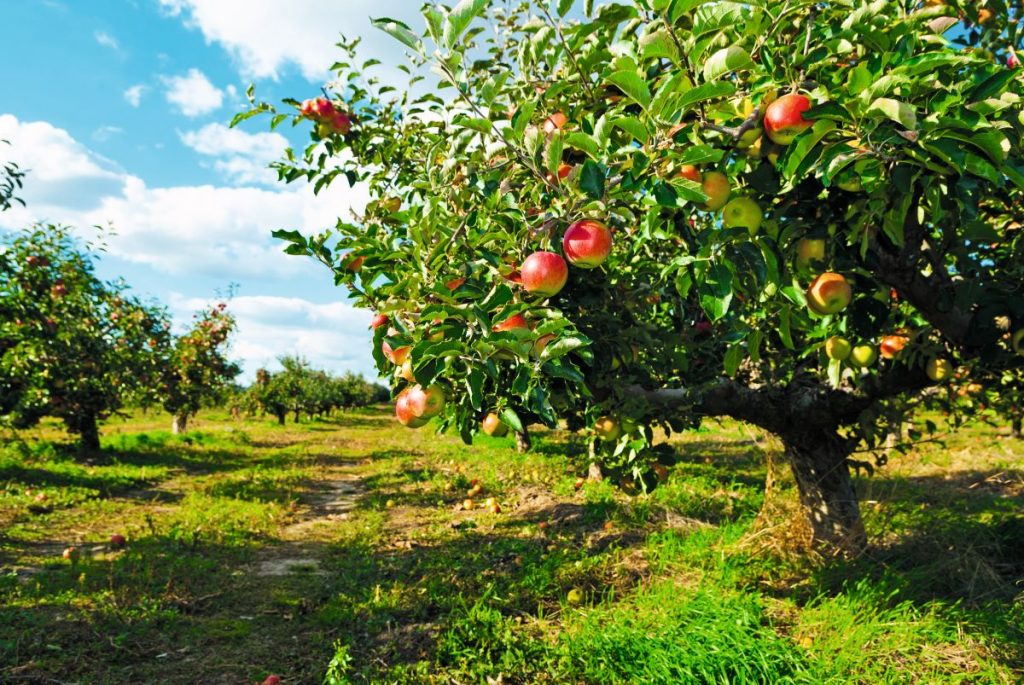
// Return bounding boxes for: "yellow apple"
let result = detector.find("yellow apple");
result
[849,344,878,368]
[721,197,763,235]
[825,336,852,361]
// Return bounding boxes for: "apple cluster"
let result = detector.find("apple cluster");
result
[299,97,352,137]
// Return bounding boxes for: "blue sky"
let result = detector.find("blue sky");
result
[0,0,427,382]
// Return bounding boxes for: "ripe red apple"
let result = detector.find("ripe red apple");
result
[51,281,67,297]
[594,416,621,441]
[445,277,466,291]
[300,99,317,116]
[493,313,529,333]
[521,252,568,298]
[398,358,415,382]
[382,340,411,365]
[482,413,508,437]
[261,676,282,685]
[562,219,613,268]
[109,533,127,548]
[806,272,852,315]
[764,93,813,145]
[395,389,429,428]
[547,163,573,184]
[344,255,364,272]
[543,112,568,134]
[721,197,762,235]
[1009,52,1020,69]
[311,97,334,118]
[879,334,909,360]
[849,344,878,368]
[795,238,826,269]
[405,384,446,418]
[677,165,702,183]
[328,110,351,135]
[370,314,389,329]
[700,171,731,211]
[825,336,852,361]
[926,358,953,382]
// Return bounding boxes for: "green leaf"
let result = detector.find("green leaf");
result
[371,17,423,54]
[699,262,733,322]
[564,132,600,158]
[828,358,842,388]
[612,117,650,144]
[500,406,524,434]
[778,307,795,350]
[422,6,445,44]
[606,70,652,110]
[675,81,735,114]
[723,344,744,377]
[639,28,679,64]
[557,0,574,16]
[580,161,606,200]
[702,46,753,82]
[443,0,488,50]
[780,119,836,181]
[540,335,588,362]
[867,98,917,130]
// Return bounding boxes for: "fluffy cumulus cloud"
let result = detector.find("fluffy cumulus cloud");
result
[123,84,146,107]
[180,123,287,185]
[0,114,373,378]
[162,68,224,117]
[94,30,120,51]
[158,0,422,81]
[169,294,376,381]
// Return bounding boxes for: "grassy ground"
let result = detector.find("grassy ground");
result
[0,407,1021,684]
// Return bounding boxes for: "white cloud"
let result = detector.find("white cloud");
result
[179,123,287,185]
[162,68,223,117]
[0,114,373,378]
[94,30,120,51]
[169,294,376,381]
[123,84,146,107]
[92,125,124,142]
[157,0,423,82]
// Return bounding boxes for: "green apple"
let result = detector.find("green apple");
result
[926,358,953,382]
[795,238,826,269]
[849,344,878,368]
[1013,329,1024,357]
[825,336,852,361]
[721,197,763,235]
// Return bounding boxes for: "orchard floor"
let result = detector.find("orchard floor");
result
[1,408,1022,684]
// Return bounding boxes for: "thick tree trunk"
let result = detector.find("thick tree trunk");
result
[782,429,866,556]
[68,413,101,455]
[293,409,300,423]
[171,413,188,434]
[275,410,286,426]
[1012,416,1022,439]
[515,428,532,453]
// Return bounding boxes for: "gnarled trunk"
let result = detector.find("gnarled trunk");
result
[171,413,188,434]
[515,427,531,453]
[782,428,866,556]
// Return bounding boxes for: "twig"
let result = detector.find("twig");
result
[703,107,762,141]
[538,4,597,102]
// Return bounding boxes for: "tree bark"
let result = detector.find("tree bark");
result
[275,410,286,426]
[1012,416,1022,440]
[293,408,300,423]
[515,428,532,453]
[68,413,101,455]
[171,413,188,435]
[781,428,866,556]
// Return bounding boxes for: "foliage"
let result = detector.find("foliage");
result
[0,225,171,449]
[247,356,384,423]
[244,0,1024,547]
[0,139,24,212]
[161,302,241,426]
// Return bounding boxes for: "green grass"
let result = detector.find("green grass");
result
[0,407,1021,683]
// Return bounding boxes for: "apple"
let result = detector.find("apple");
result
[62,546,79,562]
[978,8,993,24]
[547,163,573,184]
[764,93,813,145]
[567,588,583,605]
[562,219,613,268]
[521,252,568,298]
[262,675,282,685]
[406,384,446,418]
[879,334,909,360]
[399,358,415,382]
[926,358,953,382]
[849,344,878,368]
[382,341,411,365]
[532,333,556,359]
[463,498,475,510]
[51,281,67,297]
[344,254,364,272]
[300,99,317,116]
[370,314,389,329]
[311,97,334,118]
[594,416,621,441]
[445,277,466,291]
[795,238,826,269]
[395,389,429,428]
[492,313,529,332]
[806,272,852,315]
[1009,53,1020,69]
[482,413,508,437]
[543,112,568,134]
[328,110,351,135]
[700,171,731,211]
[380,197,401,213]
[1012,329,1024,356]
[825,336,852,361]
[109,533,127,548]
[677,164,702,183]
[736,127,762,149]
[721,197,763,235]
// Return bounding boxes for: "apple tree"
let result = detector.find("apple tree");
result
[162,302,241,434]
[0,225,171,452]
[245,0,1024,554]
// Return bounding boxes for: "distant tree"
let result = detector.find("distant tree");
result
[162,302,241,434]
[247,359,382,424]
[0,225,170,452]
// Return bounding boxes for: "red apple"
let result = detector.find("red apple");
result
[677,165,702,183]
[493,313,529,332]
[700,171,731,211]
[311,97,334,118]
[328,110,351,135]
[395,389,429,428]
[521,252,568,298]
[370,314,389,329]
[482,413,508,437]
[547,163,573,184]
[806,272,852,315]
[405,384,446,418]
[543,112,568,134]
[300,99,317,116]
[880,334,909,360]
[382,340,411,365]
[109,534,127,548]
[532,333,556,359]
[262,676,282,685]
[344,255,364,272]
[445,277,466,291]
[764,93,813,145]
[563,219,613,268]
